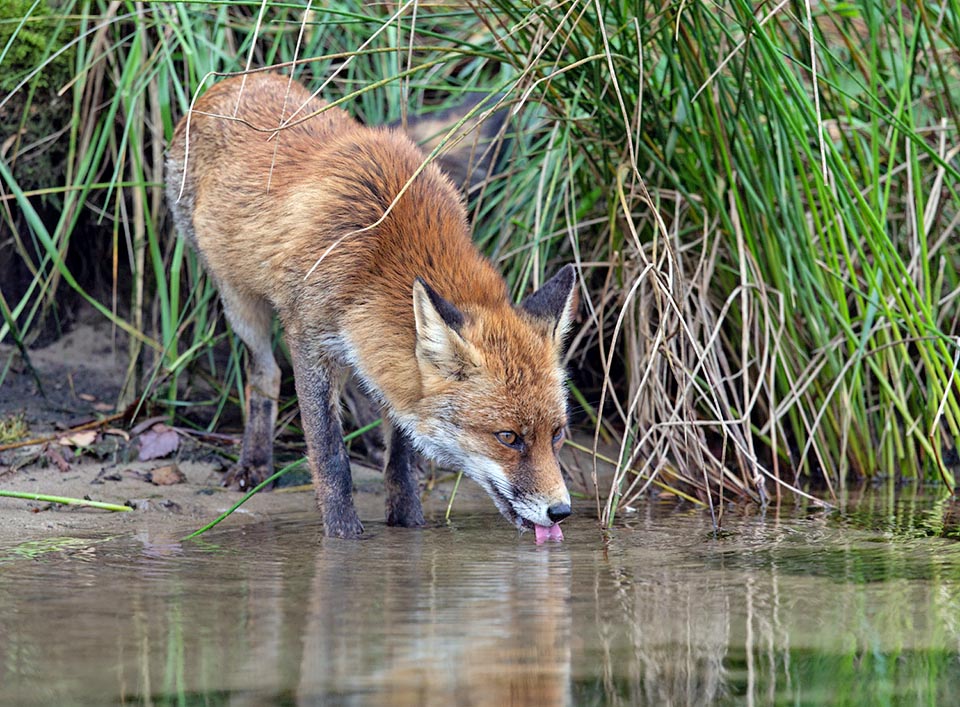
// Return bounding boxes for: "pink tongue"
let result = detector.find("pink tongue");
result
[534,524,564,544]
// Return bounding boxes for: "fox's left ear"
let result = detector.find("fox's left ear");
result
[520,264,579,348]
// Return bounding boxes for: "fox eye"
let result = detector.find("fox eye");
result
[494,430,523,449]
[552,427,565,445]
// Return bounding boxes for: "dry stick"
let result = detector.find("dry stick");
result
[266,0,314,194]
[618,173,824,508]
[566,440,704,507]
[594,267,649,526]
[0,411,128,453]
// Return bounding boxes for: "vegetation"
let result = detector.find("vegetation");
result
[1,0,958,524]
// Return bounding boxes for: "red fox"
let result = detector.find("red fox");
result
[165,72,576,540]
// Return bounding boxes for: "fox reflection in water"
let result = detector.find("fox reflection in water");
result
[0,516,737,706]
[225,524,574,706]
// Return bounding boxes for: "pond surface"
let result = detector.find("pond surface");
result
[2,491,960,705]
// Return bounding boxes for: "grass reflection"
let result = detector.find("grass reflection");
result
[1,499,960,704]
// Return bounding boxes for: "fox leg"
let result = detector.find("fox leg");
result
[288,339,363,538]
[384,423,425,527]
[217,283,280,491]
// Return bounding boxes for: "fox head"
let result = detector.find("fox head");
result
[408,265,578,531]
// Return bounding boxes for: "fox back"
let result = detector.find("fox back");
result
[166,72,576,538]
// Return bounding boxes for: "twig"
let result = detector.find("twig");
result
[0,411,128,452]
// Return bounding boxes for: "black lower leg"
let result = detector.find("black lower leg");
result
[292,352,362,538]
[223,386,277,491]
[385,424,425,527]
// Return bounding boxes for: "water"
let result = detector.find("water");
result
[2,492,960,705]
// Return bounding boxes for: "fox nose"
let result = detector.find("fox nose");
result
[547,503,571,523]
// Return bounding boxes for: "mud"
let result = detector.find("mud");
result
[0,313,507,546]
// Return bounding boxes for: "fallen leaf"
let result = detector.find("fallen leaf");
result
[137,424,179,461]
[148,464,186,486]
[130,416,168,437]
[1,128,25,158]
[58,430,98,448]
[44,446,71,472]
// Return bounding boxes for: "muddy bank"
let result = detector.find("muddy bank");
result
[0,314,518,546]
[0,452,496,547]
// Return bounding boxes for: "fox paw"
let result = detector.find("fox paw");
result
[221,462,273,492]
[322,508,364,538]
[387,500,425,528]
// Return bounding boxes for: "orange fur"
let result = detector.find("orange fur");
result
[166,73,576,537]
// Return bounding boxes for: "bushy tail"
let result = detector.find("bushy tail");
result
[395,94,512,198]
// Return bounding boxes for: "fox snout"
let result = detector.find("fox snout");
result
[510,488,573,529]
[455,448,571,531]
[547,503,572,522]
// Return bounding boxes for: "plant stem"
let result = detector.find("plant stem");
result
[0,490,132,512]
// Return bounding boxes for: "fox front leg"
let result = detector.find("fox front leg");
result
[384,423,425,528]
[289,341,363,539]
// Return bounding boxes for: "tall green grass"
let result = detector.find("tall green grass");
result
[1,0,958,523]
[476,0,960,521]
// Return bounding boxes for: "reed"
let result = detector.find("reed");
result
[1,0,957,524]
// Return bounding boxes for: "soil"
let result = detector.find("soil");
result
[0,312,498,547]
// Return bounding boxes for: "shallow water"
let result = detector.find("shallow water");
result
[2,492,960,705]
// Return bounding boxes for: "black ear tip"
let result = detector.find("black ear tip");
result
[415,276,465,333]
[519,264,578,323]
[548,264,576,297]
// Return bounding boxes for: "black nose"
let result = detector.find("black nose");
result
[547,503,571,523]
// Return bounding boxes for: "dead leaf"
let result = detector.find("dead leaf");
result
[148,464,186,486]
[137,424,179,461]
[1,128,25,158]
[130,416,168,437]
[58,430,98,448]
[44,446,71,472]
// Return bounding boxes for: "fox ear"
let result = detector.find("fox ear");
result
[520,264,578,347]
[413,278,478,379]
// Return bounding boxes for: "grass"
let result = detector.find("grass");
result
[0,0,958,526]
[0,413,28,444]
[0,489,131,512]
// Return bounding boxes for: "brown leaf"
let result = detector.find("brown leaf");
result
[130,416,168,437]
[137,424,180,461]
[148,464,186,486]
[1,128,25,158]
[58,430,98,448]
[44,446,71,473]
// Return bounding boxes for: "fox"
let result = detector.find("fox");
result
[165,72,577,540]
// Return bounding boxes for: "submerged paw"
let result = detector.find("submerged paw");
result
[221,463,273,491]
